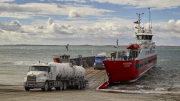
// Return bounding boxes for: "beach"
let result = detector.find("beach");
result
[0,86,179,101]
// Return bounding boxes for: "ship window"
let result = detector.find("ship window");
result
[142,35,146,40]
[137,35,142,40]
[140,35,153,40]
[149,36,152,40]
[146,36,149,39]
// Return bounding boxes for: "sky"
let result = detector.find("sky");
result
[0,0,180,45]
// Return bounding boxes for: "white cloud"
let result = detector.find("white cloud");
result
[9,20,21,27]
[69,9,82,18]
[1,18,180,45]
[0,3,42,13]
[57,0,86,3]
[90,0,180,10]
[0,20,22,31]
[0,3,114,18]
[0,0,14,2]
[57,4,65,8]
[47,18,54,26]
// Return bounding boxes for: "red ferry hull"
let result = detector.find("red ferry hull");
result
[98,55,157,89]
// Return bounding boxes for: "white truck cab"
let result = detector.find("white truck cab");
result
[24,63,54,91]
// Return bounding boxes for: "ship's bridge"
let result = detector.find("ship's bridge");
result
[136,33,153,45]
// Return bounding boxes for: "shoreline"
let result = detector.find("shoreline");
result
[0,86,180,101]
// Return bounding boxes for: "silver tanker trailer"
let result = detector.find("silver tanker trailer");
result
[23,62,86,91]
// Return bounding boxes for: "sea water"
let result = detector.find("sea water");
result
[0,45,180,93]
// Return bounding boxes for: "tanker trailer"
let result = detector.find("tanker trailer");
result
[23,62,86,91]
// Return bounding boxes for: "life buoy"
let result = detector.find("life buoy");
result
[126,44,139,49]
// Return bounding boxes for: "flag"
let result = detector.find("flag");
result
[134,21,138,24]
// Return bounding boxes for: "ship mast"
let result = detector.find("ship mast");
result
[148,7,152,34]
[136,13,144,33]
[114,39,119,60]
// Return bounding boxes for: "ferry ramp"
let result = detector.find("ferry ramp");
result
[85,67,106,90]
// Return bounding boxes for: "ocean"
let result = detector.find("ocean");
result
[0,45,180,93]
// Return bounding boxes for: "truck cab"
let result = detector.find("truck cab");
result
[93,55,106,69]
[23,63,56,91]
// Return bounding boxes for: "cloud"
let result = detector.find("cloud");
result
[56,0,86,3]
[0,0,14,2]
[69,9,82,18]
[0,4,42,13]
[47,18,54,26]
[0,20,22,31]
[9,20,21,27]
[90,0,180,10]
[0,3,114,19]
[35,26,44,29]
[1,18,180,45]
[57,4,65,8]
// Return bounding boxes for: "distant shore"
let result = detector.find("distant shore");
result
[0,44,180,47]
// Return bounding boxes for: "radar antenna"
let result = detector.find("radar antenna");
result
[148,7,151,33]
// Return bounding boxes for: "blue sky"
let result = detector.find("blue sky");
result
[0,0,180,45]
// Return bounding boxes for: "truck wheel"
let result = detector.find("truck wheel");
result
[25,87,30,91]
[84,81,86,88]
[83,81,86,88]
[60,82,63,90]
[49,88,52,90]
[63,82,67,90]
[55,87,60,90]
[80,82,83,89]
[78,82,81,89]
[44,81,49,92]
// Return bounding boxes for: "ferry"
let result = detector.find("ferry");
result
[98,8,157,89]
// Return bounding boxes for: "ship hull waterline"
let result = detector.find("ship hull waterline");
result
[98,54,157,89]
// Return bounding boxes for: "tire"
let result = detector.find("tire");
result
[63,82,67,90]
[59,82,63,90]
[80,82,83,89]
[25,87,30,91]
[55,87,60,90]
[44,81,49,92]
[82,81,86,88]
[83,81,86,88]
[78,82,81,90]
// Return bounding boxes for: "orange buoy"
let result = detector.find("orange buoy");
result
[126,44,139,49]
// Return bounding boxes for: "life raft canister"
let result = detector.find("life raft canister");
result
[126,44,139,49]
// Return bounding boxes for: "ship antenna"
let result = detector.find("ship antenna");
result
[148,7,151,33]
[136,13,144,33]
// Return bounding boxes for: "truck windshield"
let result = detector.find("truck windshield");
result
[95,57,105,60]
[30,66,50,72]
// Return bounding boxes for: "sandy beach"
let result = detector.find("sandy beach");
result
[0,86,179,101]
[0,67,179,101]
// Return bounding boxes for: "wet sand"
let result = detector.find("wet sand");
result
[0,86,180,101]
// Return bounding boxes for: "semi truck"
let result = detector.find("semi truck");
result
[93,52,111,69]
[23,61,86,91]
